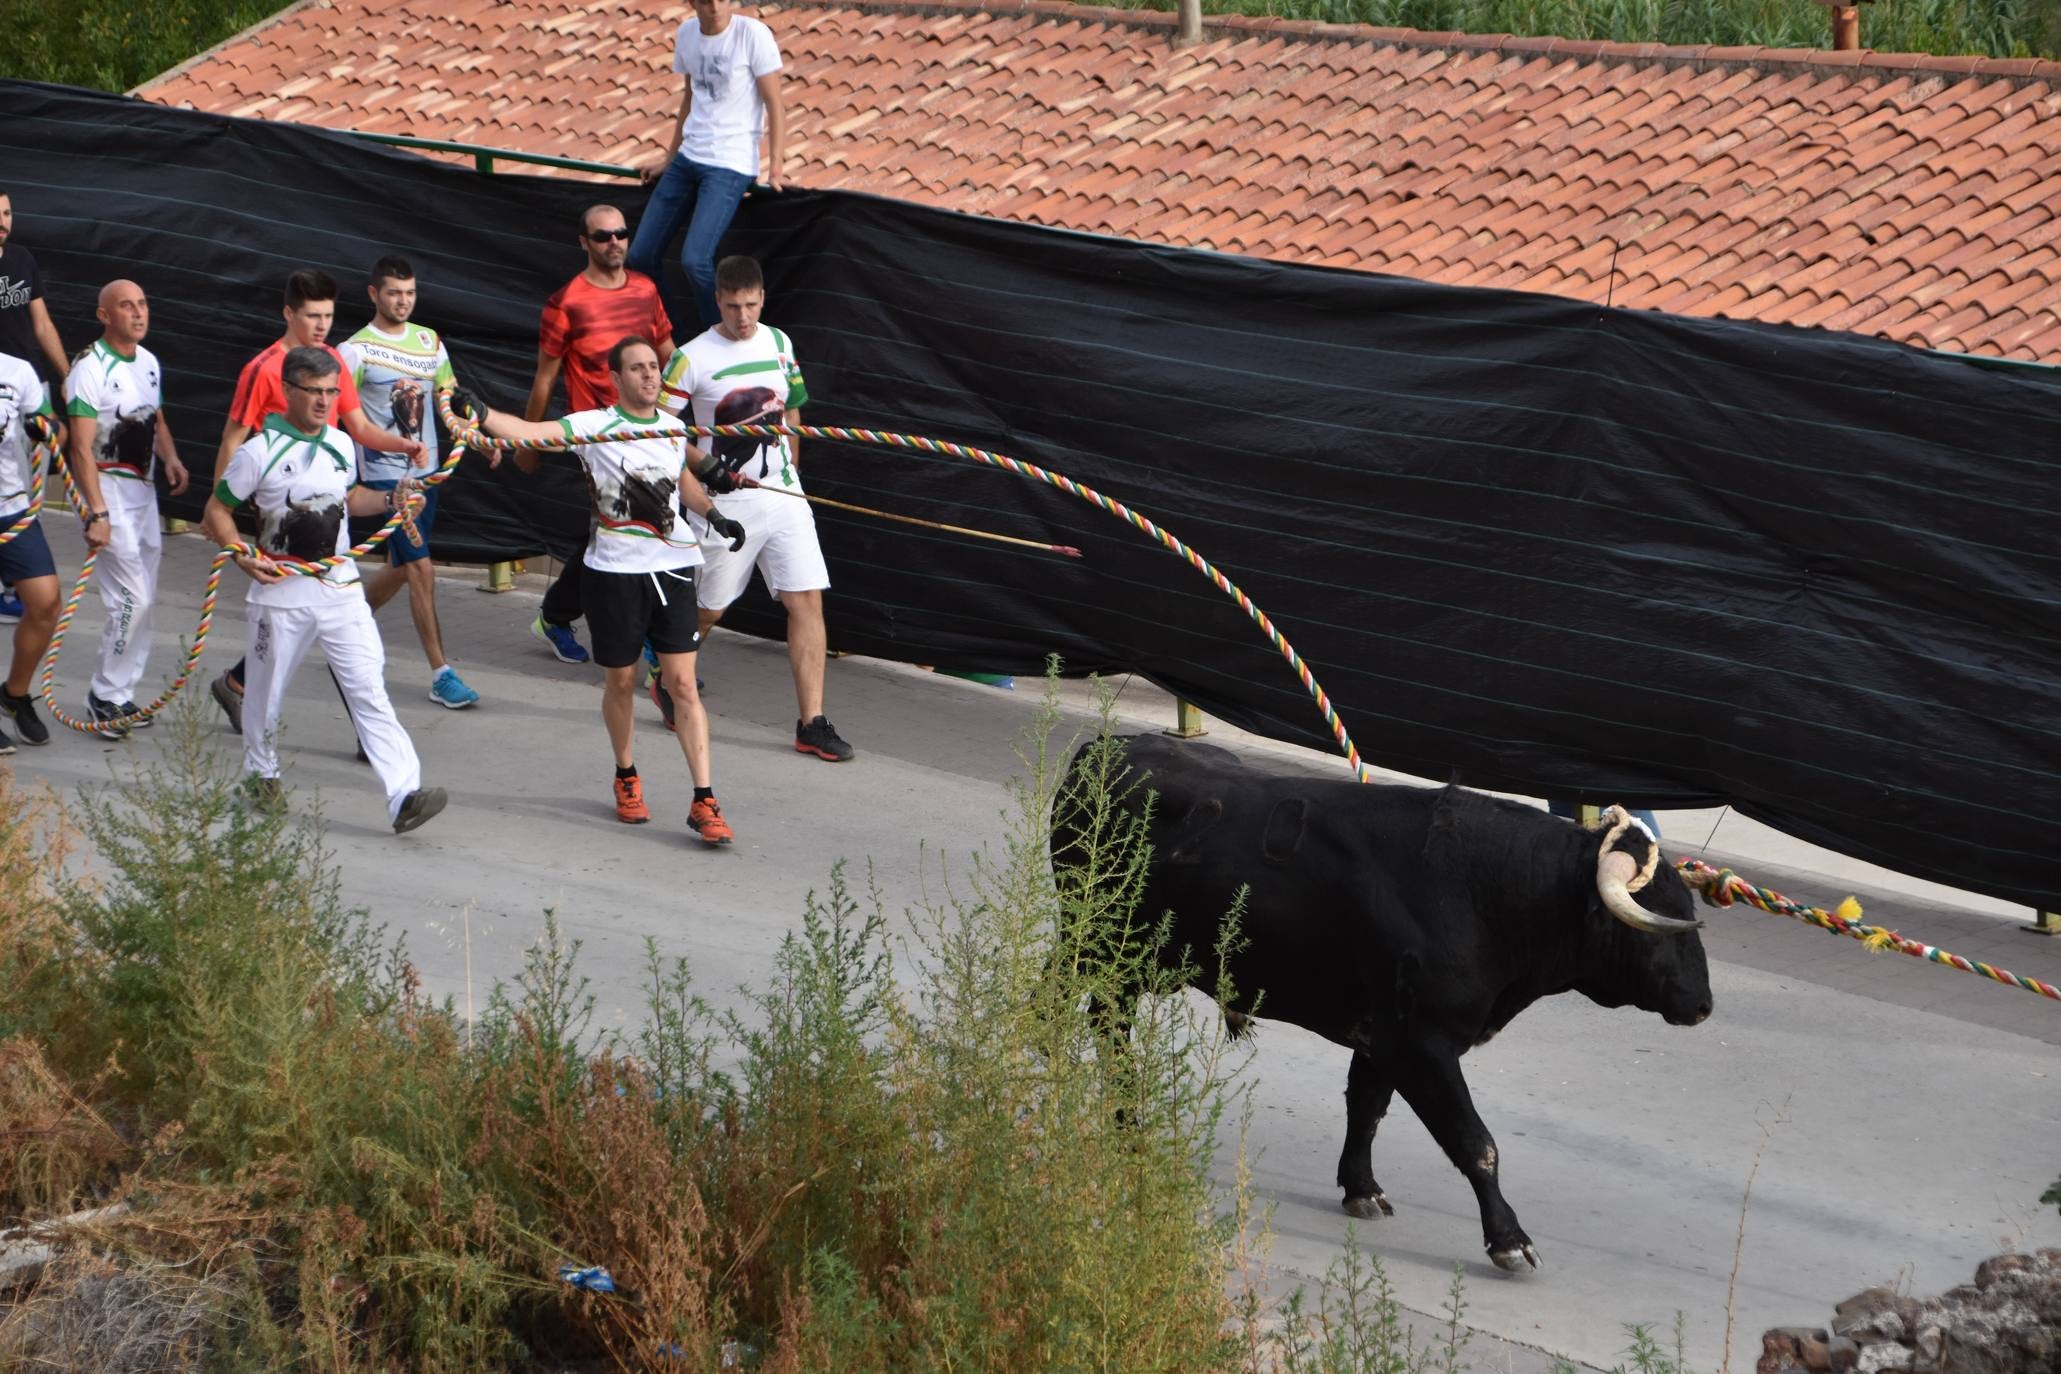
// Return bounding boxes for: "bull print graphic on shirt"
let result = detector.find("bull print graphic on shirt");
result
[390,379,425,441]
[269,481,347,562]
[605,469,679,541]
[709,385,784,482]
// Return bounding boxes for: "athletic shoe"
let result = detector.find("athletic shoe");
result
[242,774,287,814]
[795,715,854,763]
[687,794,733,845]
[392,787,448,834]
[210,670,244,734]
[649,675,676,730]
[0,722,15,755]
[85,693,145,732]
[429,669,480,709]
[0,690,49,746]
[613,773,650,824]
[532,615,590,665]
[0,591,21,624]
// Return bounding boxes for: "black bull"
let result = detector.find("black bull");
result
[1051,734,1713,1270]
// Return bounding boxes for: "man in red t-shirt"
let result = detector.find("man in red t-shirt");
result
[206,269,424,732]
[522,205,673,665]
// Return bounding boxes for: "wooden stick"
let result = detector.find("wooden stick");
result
[737,479,1081,557]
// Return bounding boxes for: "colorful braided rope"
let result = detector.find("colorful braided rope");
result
[35,442,459,736]
[438,400,1375,779]
[1677,858,2060,1002]
[0,417,59,547]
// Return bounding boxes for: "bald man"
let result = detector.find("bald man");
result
[65,279,185,728]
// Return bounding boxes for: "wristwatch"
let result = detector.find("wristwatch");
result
[83,510,108,526]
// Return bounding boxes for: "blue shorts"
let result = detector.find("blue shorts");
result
[0,516,56,583]
[359,480,437,566]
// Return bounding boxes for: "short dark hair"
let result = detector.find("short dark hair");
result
[713,256,763,296]
[281,344,340,389]
[284,269,338,310]
[607,335,657,374]
[370,255,414,287]
[580,204,623,236]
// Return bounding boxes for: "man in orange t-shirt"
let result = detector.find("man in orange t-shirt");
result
[205,269,424,732]
[521,204,673,665]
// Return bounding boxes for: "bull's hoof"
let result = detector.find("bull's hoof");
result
[1488,1242,1541,1272]
[1341,1192,1393,1219]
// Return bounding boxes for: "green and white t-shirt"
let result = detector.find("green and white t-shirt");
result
[338,321,455,483]
[65,339,163,502]
[659,322,807,503]
[0,350,53,518]
[560,406,704,575]
[215,415,362,608]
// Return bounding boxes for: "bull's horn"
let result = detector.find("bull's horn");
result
[1597,849,1702,934]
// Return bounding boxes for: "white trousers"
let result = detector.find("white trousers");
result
[242,591,421,820]
[89,485,161,703]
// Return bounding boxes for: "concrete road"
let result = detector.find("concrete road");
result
[11,525,2059,1372]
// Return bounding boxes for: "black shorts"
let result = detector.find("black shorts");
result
[584,564,703,668]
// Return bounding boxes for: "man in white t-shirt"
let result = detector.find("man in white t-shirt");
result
[659,255,852,764]
[0,348,111,752]
[463,336,748,845]
[65,279,188,730]
[627,0,785,330]
[199,346,447,834]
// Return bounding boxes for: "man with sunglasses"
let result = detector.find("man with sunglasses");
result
[521,205,674,666]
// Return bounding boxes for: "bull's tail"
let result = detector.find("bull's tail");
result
[1222,1008,1254,1040]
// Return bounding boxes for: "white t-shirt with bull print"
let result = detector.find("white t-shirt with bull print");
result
[216,415,363,608]
[660,322,807,517]
[560,405,705,575]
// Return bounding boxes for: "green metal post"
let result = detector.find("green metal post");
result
[1166,698,1206,738]
[2032,911,2060,936]
[473,151,493,174]
[480,561,515,593]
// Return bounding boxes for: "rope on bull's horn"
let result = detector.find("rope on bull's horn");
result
[436,389,1379,780]
[1591,804,1661,893]
[1675,858,2060,1002]
[35,435,462,736]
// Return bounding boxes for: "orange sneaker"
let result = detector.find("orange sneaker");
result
[613,773,650,824]
[687,794,733,845]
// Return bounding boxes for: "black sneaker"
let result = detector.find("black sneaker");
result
[0,690,49,746]
[794,715,854,762]
[210,670,244,734]
[86,693,148,732]
[0,722,14,756]
[392,787,448,834]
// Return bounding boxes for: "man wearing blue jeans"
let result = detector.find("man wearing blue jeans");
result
[628,0,786,330]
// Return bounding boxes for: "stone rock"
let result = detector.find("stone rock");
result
[1826,1336,1862,1371]
[1761,1329,1806,1374]
[1974,1255,2030,1290]
[1913,1326,1944,1363]
[1855,1343,1913,1374]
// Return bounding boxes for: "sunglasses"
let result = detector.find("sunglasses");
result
[584,228,631,242]
[287,381,342,398]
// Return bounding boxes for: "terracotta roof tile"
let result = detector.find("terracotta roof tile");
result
[135,0,2061,364]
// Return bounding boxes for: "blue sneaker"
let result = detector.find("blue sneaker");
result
[429,668,480,709]
[0,591,21,624]
[531,614,589,665]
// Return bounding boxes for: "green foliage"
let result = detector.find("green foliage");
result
[4,0,290,94]
[1269,1234,1473,1374]
[1118,0,2059,58]
[1552,1313,1698,1374]
[0,679,1314,1370]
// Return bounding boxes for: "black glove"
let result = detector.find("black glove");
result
[703,510,747,553]
[447,384,488,424]
[693,460,741,495]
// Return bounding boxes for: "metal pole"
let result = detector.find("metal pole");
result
[480,561,515,593]
[1166,698,1207,738]
[2032,911,2060,937]
[1174,0,1202,48]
